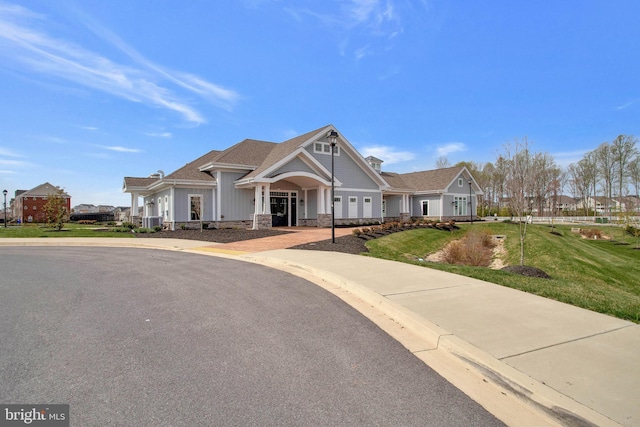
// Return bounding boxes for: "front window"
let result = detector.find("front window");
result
[190,195,202,220]
[453,196,467,216]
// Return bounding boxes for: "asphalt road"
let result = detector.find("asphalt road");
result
[0,247,504,426]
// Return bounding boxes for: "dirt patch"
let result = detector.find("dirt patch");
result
[501,265,552,279]
[425,235,506,270]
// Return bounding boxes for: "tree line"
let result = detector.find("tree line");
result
[456,134,639,218]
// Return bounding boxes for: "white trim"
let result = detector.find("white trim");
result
[333,195,343,219]
[421,200,429,216]
[339,187,381,193]
[262,171,338,187]
[363,196,372,218]
[216,171,222,221]
[313,141,341,156]
[188,193,204,221]
[348,196,358,219]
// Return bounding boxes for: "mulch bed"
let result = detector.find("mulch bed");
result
[136,227,369,254]
[289,235,369,255]
[135,228,291,243]
[139,227,553,277]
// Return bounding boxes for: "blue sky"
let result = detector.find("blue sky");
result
[1,0,639,206]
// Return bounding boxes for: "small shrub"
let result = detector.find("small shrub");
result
[581,228,603,239]
[78,220,97,225]
[122,222,136,230]
[153,225,162,232]
[441,230,495,267]
[352,229,362,237]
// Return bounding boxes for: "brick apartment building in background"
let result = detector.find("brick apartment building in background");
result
[13,182,71,223]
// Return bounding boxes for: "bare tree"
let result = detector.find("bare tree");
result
[595,142,617,216]
[493,156,508,214]
[531,152,557,216]
[629,156,640,199]
[578,151,599,217]
[501,138,534,265]
[611,134,639,215]
[435,156,451,169]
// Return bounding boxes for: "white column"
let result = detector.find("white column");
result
[325,187,332,215]
[264,184,271,214]
[303,189,308,219]
[318,186,325,214]
[131,193,138,218]
[254,185,262,214]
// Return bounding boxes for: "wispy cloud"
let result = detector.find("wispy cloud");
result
[0,3,240,124]
[436,142,466,157]
[360,144,414,164]
[100,145,141,153]
[283,0,404,60]
[552,149,591,168]
[616,99,638,111]
[0,147,22,157]
[145,132,172,139]
[0,158,33,167]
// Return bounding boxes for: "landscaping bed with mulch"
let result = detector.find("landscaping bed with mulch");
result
[289,235,369,254]
[135,228,291,243]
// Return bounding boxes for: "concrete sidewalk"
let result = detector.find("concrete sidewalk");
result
[2,236,637,426]
[239,249,638,427]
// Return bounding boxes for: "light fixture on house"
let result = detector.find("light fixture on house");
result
[327,130,339,243]
[468,179,473,224]
[300,199,304,206]
[2,189,7,228]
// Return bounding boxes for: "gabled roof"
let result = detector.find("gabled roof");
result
[201,139,276,170]
[18,182,70,198]
[398,166,466,192]
[383,166,483,194]
[240,125,331,180]
[164,149,223,180]
[123,177,158,188]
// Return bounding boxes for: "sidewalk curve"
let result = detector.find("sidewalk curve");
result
[1,237,637,427]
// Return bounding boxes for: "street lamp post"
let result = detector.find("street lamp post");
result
[468,180,473,224]
[3,189,7,228]
[327,130,339,243]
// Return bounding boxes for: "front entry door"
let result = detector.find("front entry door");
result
[271,197,288,227]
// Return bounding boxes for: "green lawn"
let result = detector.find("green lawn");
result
[365,222,640,323]
[0,223,137,238]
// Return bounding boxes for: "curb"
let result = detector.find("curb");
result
[1,240,623,426]
[240,253,623,427]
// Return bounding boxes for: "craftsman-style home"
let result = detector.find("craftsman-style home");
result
[123,125,482,230]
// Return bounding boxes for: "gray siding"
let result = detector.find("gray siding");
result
[271,180,301,191]
[384,195,402,217]
[412,195,442,217]
[172,188,214,221]
[305,146,379,190]
[336,190,382,220]
[448,176,473,194]
[306,189,318,218]
[270,157,316,177]
[220,172,253,220]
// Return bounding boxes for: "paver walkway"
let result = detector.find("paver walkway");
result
[200,226,356,253]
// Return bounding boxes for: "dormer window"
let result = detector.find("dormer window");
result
[314,141,340,156]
